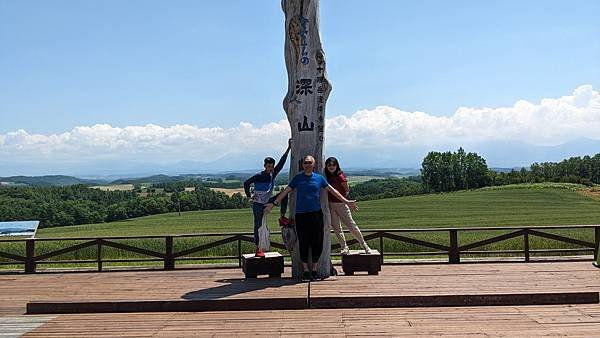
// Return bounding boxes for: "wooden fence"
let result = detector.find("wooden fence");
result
[1,225,599,273]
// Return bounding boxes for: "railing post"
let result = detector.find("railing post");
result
[97,240,103,272]
[25,239,36,273]
[238,237,242,268]
[164,236,174,270]
[523,230,530,262]
[449,229,460,263]
[379,232,384,265]
[594,226,600,261]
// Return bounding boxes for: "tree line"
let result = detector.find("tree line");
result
[0,184,249,228]
[348,177,422,201]
[421,148,600,192]
[2,150,598,228]
[489,154,600,187]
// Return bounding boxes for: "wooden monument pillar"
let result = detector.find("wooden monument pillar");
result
[282,0,333,278]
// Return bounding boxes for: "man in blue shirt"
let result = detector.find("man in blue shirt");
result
[244,139,291,257]
[266,155,357,280]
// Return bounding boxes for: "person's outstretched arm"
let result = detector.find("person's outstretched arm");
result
[326,185,358,211]
[273,138,292,176]
[264,186,294,213]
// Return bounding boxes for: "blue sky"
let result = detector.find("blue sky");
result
[0,0,599,175]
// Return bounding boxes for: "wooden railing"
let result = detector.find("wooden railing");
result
[1,225,599,273]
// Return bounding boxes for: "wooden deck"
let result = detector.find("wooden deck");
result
[1,262,599,336]
[14,305,600,337]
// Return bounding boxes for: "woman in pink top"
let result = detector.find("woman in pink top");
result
[325,157,371,254]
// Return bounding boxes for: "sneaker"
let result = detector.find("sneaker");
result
[310,271,320,281]
[302,271,311,281]
[340,246,350,255]
[363,245,372,255]
[255,247,265,258]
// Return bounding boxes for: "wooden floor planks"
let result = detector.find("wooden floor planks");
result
[18,305,600,337]
[0,261,599,336]
[312,262,600,298]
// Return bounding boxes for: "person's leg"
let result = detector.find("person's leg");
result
[329,203,347,251]
[295,212,310,265]
[296,212,312,280]
[338,204,370,252]
[310,210,325,269]
[251,202,264,246]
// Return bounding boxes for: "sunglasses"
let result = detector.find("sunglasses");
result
[303,161,314,164]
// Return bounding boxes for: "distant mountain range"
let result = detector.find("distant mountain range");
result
[0,174,204,187]
[0,175,105,187]
[110,174,201,185]
[1,138,598,184]
[464,138,600,168]
[0,168,422,187]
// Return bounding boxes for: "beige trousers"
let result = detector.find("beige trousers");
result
[329,202,367,248]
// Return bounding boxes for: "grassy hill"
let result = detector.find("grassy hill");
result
[2,183,597,269]
[37,183,600,238]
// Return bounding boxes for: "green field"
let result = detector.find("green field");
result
[90,184,135,191]
[2,183,600,269]
[36,183,600,237]
[346,175,386,185]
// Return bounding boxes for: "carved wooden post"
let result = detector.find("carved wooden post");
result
[282,0,332,278]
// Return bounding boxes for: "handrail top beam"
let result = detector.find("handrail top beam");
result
[0,224,598,243]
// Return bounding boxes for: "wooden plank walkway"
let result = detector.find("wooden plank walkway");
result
[0,268,305,316]
[2,262,599,314]
[0,262,599,336]
[18,305,600,337]
[312,261,600,297]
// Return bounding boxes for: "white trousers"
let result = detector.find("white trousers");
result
[329,202,367,248]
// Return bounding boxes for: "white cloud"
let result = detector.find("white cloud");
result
[1,85,599,169]
[0,122,292,164]
[326,84,600,147]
